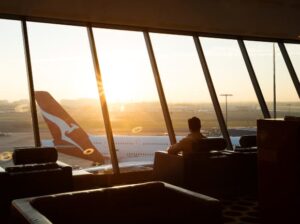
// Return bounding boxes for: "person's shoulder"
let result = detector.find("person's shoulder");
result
[192,132,206,141]
[201,133,207,138]
[183,133,194,140]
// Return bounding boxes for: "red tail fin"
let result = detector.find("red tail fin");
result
[35,91,105,164]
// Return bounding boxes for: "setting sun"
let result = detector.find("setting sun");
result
[93,28,159,104]
[101,70,136,103]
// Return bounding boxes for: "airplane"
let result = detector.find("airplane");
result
[35,91,242,171]
[35,91,176,168]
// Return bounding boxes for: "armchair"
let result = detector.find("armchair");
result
[154,137,258,197]
[235,135,257,152]
[0,147,73,216]
[154,138,238,197]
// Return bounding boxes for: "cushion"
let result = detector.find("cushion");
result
[192,138,227,152]
[13,147,58,165]
[239,135,257,148]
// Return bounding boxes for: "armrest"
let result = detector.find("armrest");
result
[0,167,10,215]
[56,160,71,168]
[163,182,222,224]
[12,198,52,224]
[56,161,73,176]
[0,166,5,173]
[153,151,184,186]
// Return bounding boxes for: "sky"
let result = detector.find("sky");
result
[0,19,299,104]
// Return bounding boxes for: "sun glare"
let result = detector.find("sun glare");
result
[103,73,135,103]
[93,28,159,104]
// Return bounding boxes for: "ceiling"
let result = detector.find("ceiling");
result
[0,0,300,42]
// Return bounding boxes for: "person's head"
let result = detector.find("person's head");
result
[188,117,201,133]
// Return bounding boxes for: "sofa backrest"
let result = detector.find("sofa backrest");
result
[239,135,257,148]
[31,182,166,223]
[13,147,58,165]
[29,181,221,223]
[185,138,227,156]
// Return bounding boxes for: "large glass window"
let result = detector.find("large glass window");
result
[200,37,263,147]
[285,43,300,80]
[245,41,300,117]
[150,33,220,139]
[93,28,167,172]
[0,19,34,167]
[27,22,109,171]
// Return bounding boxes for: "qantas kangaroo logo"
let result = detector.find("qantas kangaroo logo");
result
[35,91,105,164]
[39,109,84,151]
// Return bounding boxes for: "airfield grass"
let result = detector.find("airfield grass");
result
[1,101,299,136]
[0,101,299,170]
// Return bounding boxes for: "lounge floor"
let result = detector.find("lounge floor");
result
[222,195,259,224]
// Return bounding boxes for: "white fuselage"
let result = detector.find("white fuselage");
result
[42,135,240,164]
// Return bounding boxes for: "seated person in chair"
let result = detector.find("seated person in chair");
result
[167,117,206,155]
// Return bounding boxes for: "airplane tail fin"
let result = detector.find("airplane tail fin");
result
[35,91,105,164]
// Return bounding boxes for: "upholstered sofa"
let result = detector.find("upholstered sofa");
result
[0,147,73,215]
[12,181,222,224]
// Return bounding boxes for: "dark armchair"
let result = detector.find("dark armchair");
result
[153,138,238,197]
[0,147,73,215]
[235,135,257,152]
[154,137,258,197]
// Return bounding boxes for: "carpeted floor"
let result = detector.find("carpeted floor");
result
[222,195,259,224]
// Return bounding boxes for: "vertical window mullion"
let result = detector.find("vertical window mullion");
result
[87,26,120,174]
[194,36,233,151]
[238,39,271,118]
[278,42,300,98]
[21,20,41,146]
[144,32,176,145]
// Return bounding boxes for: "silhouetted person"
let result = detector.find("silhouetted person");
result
[167,116,206,155]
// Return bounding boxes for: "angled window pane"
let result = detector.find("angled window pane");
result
[150,33,220,139]
[27,22,109,171]
[285,43,300,80]
[245,41,300,117]
[200,37,263,147]
[93,28,167,172]
[0,19,34,167]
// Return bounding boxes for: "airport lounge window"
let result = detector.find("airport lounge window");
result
[284,43,300,80]
[150,33,220,139]
[200,37,263,147]
[93,28,167,172]
[0,19,35,166]
[245,41,300,117]
[27,22,110,171]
